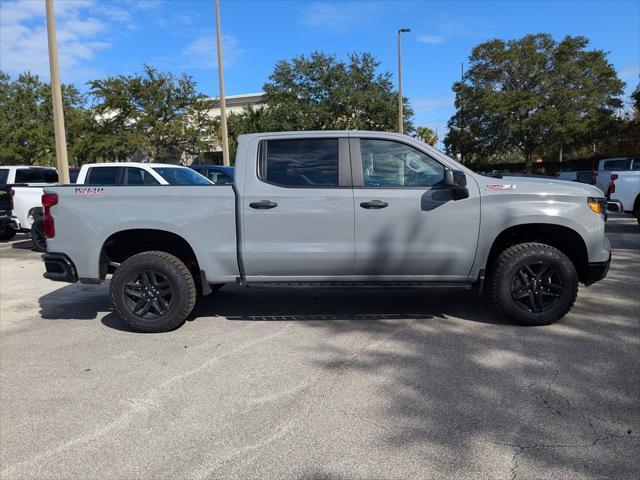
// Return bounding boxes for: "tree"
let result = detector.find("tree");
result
[0,72,90,166]
[87,65,217,163]
[415,126,438,146]
[445,34,624,170]
[262,52,413,133]
[632,83,640,120]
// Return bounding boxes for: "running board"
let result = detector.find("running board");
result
[240,281,474,289]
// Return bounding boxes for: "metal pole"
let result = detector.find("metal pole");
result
[215,0,230,166]
[45,0,70,183]
[397,28,410,134]
[460,61,464,164]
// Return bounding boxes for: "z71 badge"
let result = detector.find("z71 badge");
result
[486,184,517,191]
[74,187,105,195]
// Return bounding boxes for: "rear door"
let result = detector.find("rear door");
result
[350,137,480,279]
[241,136,355,279]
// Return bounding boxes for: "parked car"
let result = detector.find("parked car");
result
[0,166,59,251]
[42,131,610,332]
[556,170,598,185]
[594,157,640,195]
[189,165,235,185]
[75,163,212,185]
[0,166,58,185]
[605,170,640,225]
[0,185,18,241]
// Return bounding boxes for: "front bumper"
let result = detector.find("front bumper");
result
[42,253,78,283]
[584,251,611,285]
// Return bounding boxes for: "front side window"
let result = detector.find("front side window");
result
[360,139,444,187]
[86,167,120,185]
[152,167,211,185]
[259,139,339,187]
[124,167,159,185]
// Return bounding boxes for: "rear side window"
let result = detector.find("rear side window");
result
[86,167,120,185]
[14,168,58,183]
[0,169,8,184]
[124,167,159,185]
[259,139,338,187]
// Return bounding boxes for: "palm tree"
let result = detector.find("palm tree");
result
[415,126,438,146]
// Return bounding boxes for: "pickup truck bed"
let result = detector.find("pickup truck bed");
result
[42,131,611,332]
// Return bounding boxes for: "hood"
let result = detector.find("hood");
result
[474,174,604,197]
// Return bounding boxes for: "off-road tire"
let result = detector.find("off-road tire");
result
[31,217,47,252]
[0,227,16,241]
[489,242,578,326]
[110,251,196,333]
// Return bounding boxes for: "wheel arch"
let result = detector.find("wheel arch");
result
[99,228,206,290]
[484,223,589,283]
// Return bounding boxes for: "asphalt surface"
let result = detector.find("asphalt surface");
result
[1,216,638,480]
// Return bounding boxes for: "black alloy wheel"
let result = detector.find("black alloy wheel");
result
[124,270,173,320]
[510,262,563,313]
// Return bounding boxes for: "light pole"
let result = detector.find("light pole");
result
[45,0,70,183]
[215,0,230,166]
[397,28,411,134]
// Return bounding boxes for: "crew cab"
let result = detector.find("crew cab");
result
[41,131,611,332]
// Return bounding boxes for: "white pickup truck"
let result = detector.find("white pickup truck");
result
[41,131,611,332]
[0,166,59,250]
[605,170,640,224]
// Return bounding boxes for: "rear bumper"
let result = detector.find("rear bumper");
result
[42,253,78,283]
[584,251,611,286]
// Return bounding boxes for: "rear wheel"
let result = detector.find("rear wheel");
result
[489,243,578,326]
[31,217,47,252]
[110,251,196,333]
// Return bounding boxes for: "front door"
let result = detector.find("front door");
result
[351,137,480,279]
[241,136,355,280]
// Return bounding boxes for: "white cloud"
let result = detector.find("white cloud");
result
[0,0,158,82]
[417,34,445,45]
[182,34,244,70]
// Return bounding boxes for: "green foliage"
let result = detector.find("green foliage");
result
[263,52,413,132]
[445,34,625,170]
[87,65,217,163]
[415,126,438,146]
[0,72,90,166]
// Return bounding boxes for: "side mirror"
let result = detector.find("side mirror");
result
[444,170,469,200]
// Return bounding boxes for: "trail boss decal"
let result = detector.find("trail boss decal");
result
[486,184,517,191]
[74,187,105,195]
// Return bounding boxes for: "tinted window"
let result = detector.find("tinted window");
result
[125,167,159,185]
[260,139,338,187]
[152,167,211,185]
[603,158,632,171]
[14,168,58,183]
[86,167,120,185]
[631,158,640,171]
[195,168,233,185]
[0,169,8,184]
[360,139,444,187]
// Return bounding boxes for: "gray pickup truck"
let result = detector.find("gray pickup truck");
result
[42,131,610,332]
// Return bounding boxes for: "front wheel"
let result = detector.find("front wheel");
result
[489,243,578,326]
[110,251,197,333]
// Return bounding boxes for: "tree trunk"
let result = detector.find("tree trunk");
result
[525,153,533,174]
[559,145,563,163]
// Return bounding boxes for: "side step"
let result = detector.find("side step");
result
[241,281,474,289]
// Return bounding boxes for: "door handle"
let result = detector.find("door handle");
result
[360,200,388,209]
[249,200,278,210]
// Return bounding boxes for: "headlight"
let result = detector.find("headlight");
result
[587,197,605,215]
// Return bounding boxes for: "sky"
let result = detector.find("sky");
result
[1,0,639,145]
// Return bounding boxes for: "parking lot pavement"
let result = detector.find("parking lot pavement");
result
[0,216,638,480]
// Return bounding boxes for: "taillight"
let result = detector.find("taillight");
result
[609,174,618,195]
[42,193,58,238]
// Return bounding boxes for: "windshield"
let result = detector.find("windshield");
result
[152,167,211,185]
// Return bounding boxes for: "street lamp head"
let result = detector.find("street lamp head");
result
[399,28,411,33]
